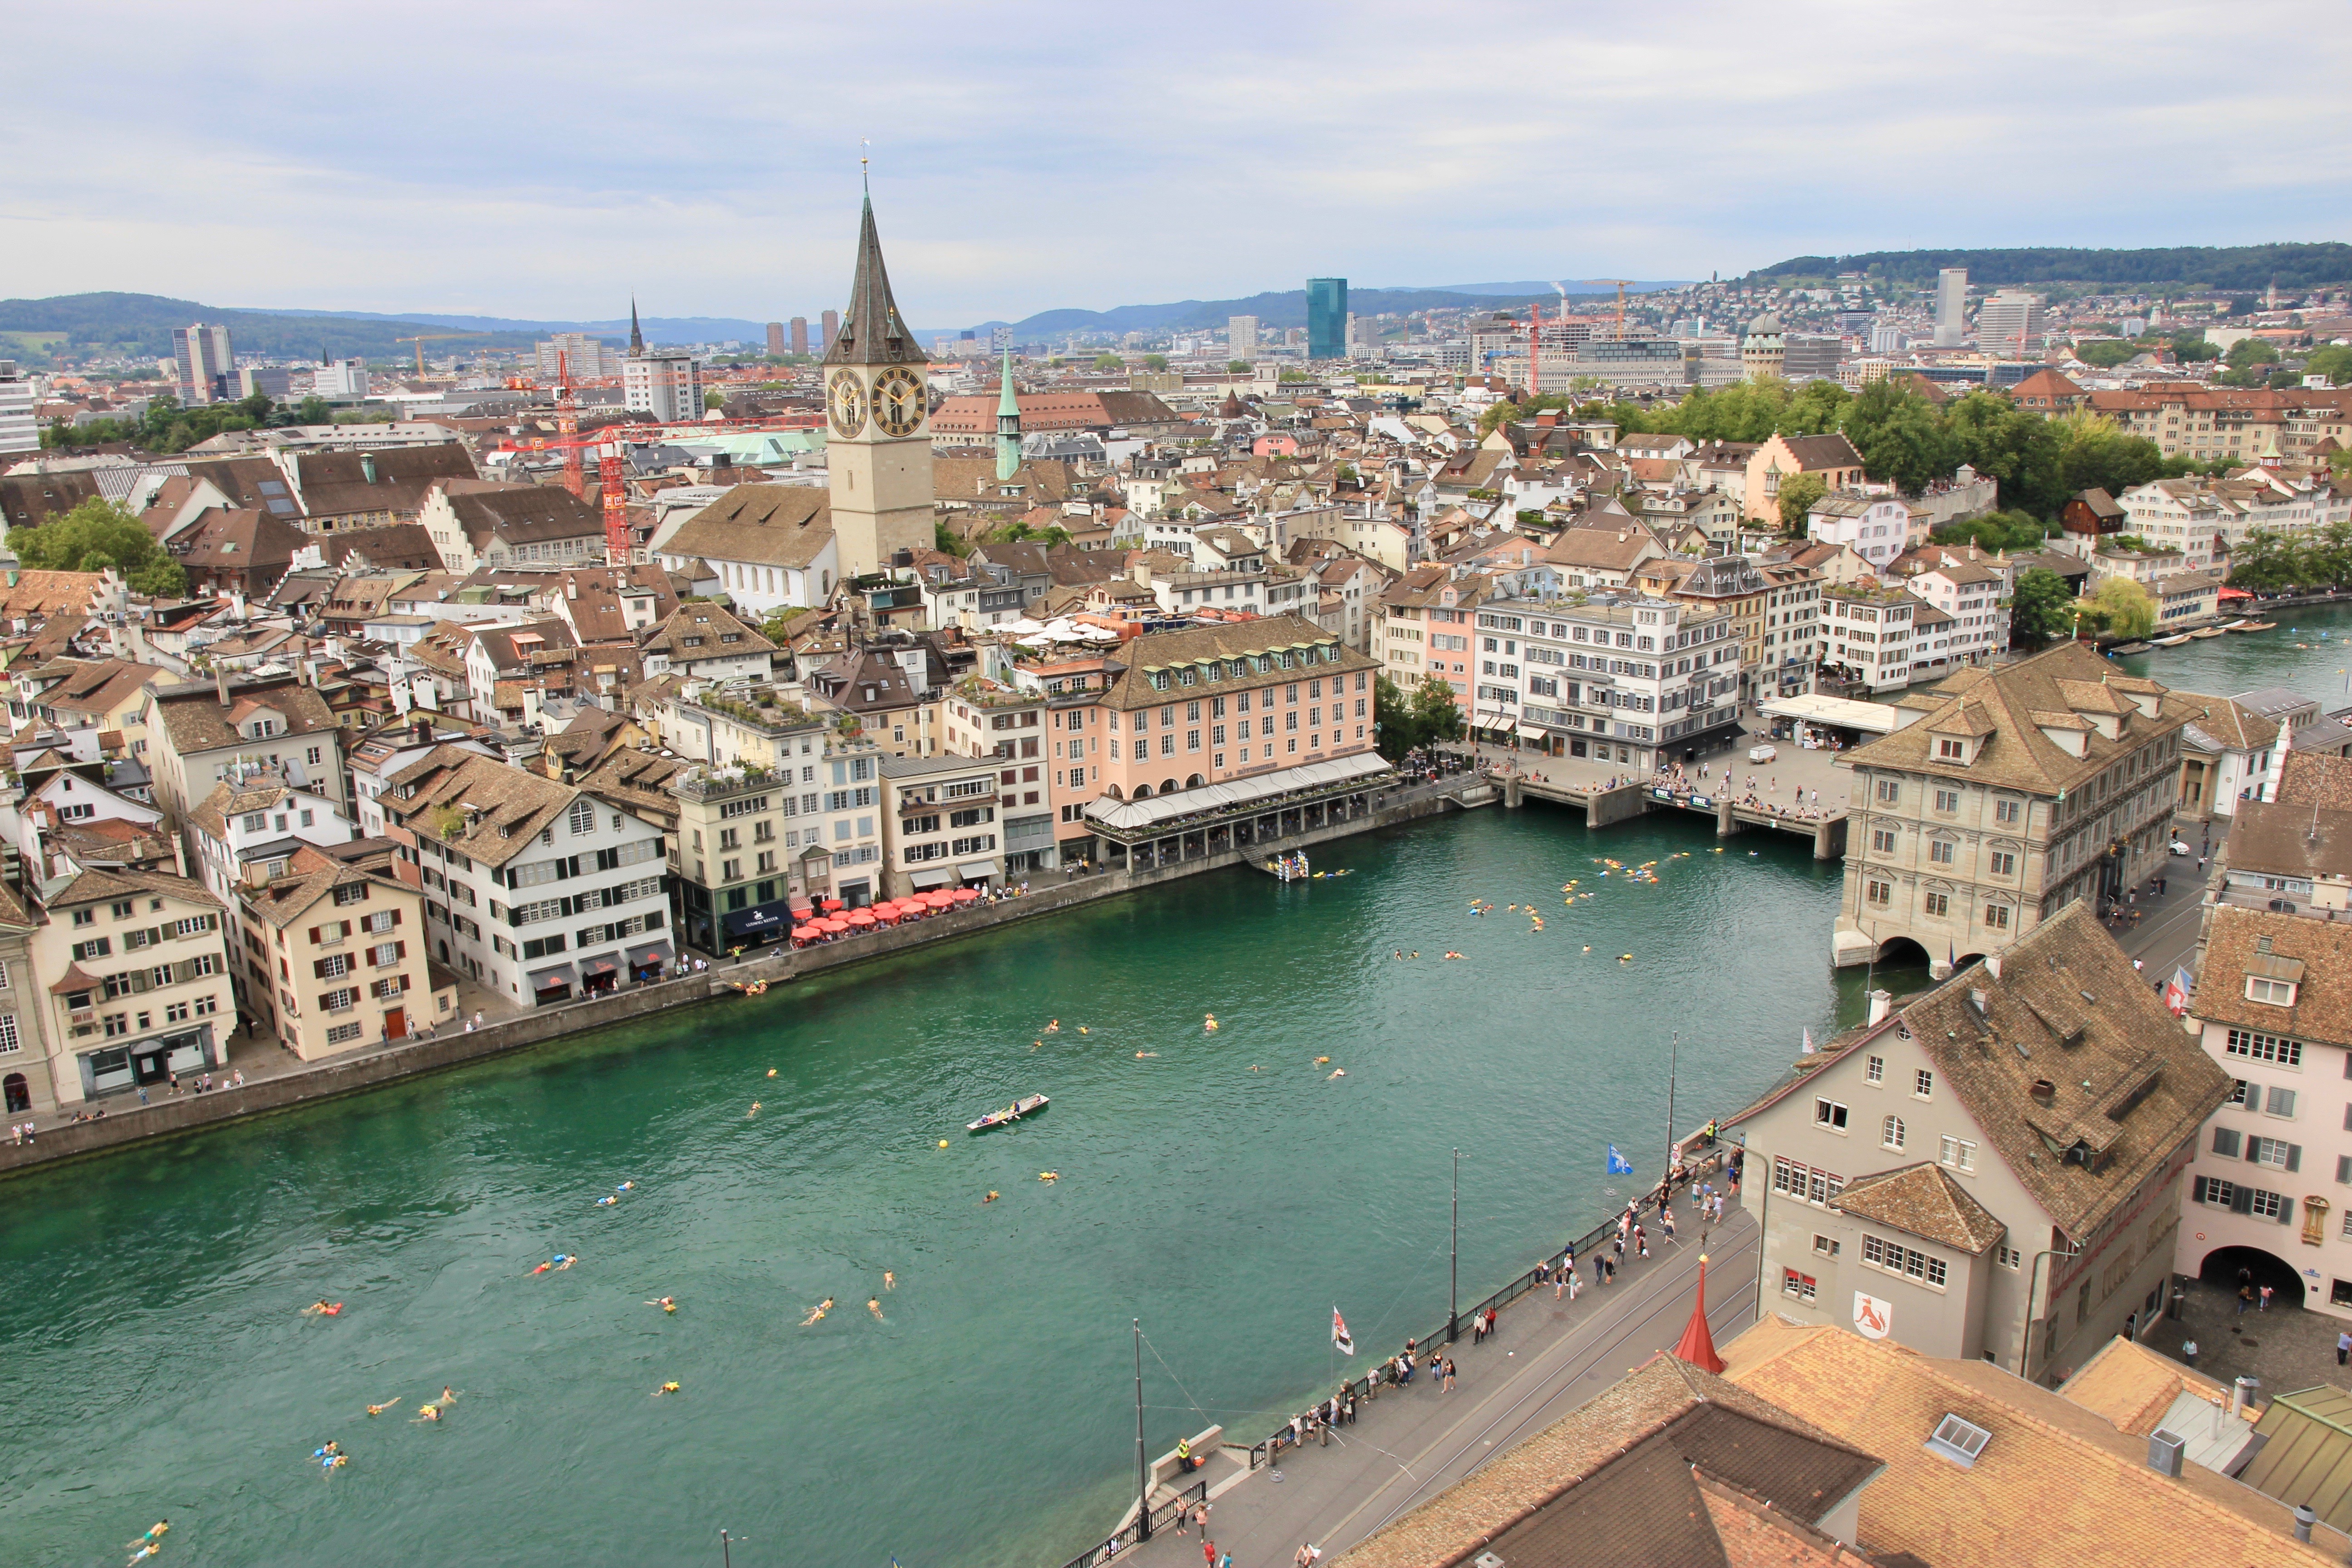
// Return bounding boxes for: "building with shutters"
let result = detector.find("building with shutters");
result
[372,746,673,1005]
[184,761,357,1035]
[242,850,451,1058]
[28,867,233,1106]
[878,753,1006,898]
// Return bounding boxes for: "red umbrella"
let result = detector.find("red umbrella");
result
[926,891,956,907]
[821,918,851,934]
[846,910,877,927]
[951,887,982,903]
[820,898,846,911]
[790,924,819,942]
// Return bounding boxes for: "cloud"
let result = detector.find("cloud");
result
[3,0,2347,326]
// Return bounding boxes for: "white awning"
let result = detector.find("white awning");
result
[957,860,1000,882]
[1515,723,1549,740]
[908,867,954,890]
[1084,752,1393,834]
[1758,693,1904,735]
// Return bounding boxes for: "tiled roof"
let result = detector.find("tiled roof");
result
[1733,902,2234,1242]
[147,678,339,755]
[1100,615,1374,712]
[2059,1336,2232,1440]
[44,865,220,913]
[1832,1162,2006,1253]
[439,481,605,545]
[2225,799,2352,880]
[1724,1316,2338,1568]
[2275,752,2352,811]
[2195,905,2352,1048]
[1332,1352,1881,1568]
[662,485,835,569]
[381,746,586,869]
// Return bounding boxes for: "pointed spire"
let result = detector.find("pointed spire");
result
[823,195,921,368]
[1674,1254,1726,1375]
[629,298,644,356]
[995,350,1021,482]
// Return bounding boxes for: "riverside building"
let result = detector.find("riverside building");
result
[1832,644,2199,974]
[29,867,233,1105]
[1469,593,1742,770]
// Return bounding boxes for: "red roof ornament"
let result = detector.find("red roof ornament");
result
[1676,1253,1727,1375]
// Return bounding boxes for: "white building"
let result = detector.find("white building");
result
[1903,559,2010,674]
[1228,315,1259,359]
[623,349,703,424]
[0,360,36,455]
[312,358,371,400]
[173,323,234,405]
[1820,585,1918,694]
[1933,269,1967,348]
[1976,292,2047,358]
[1470,591,1743,770]
[1809,494,1926,570]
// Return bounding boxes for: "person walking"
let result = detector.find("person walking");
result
[2260,1283,2275,1312]
[2238,1283,2254,1315]
[1441,1357,1456,1392]
[2337,1330,2349,1368]
[1634,1224,1649,1260]
[2182,1338,2200,1370]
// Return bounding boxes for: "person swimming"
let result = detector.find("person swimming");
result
[1328,1068,1345,1079]
[1077,1026,1089,1034]
[867,1297,884,1320]
[616,1182,634,1193]
[530,1254,576,1274]
[766,1068,778,1078]
[414,1402,441,1422]
[984,1190,1000,1204]
[1135,1050,1156,1058]
[366,1398,402,1416]
[1314,1055,1330,1064]
[747,1102,762,1118]
[648,1296,677,1313]
[439,1386,460,1404]
[127,1523,170,1548]
[1046,1020,1060,1031]
[801,1298,835,1325]
[655,1381,681,1395]
[883,1271,896,1290]
[1039,1171,1059,1181]
[597,1194,617,1207]
[302,1299,341,1316]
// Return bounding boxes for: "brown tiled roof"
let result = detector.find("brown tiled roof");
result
[639,601,775,658]
[2058,1336,2233,1440]
[147,678,339,756]
[1767,433,1863,471]
[2225,799,2352,880]
[439,481,604,545]
[662,485,834,569]
[1724,1316,2337,1568]
[1832,1162,2005,1253]
[290,443,476,517]
[1926,701,1998,739]
[243,862,399,932]
[1732,902,2234,1242]
[1842,642,2202,798]
[2194,905,2352,1047]
[380,746,585,869]
[44,865,220,913]
[2275,752,2352,811]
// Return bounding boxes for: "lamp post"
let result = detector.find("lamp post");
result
[1449,1147,1460,1343]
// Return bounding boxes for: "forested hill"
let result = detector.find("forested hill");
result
[1748,244,2352,293]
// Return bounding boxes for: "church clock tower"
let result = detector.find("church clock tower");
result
[823,194,933,580]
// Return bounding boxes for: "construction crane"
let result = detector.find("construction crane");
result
[554,352,582,499]
[1574,280,1638,338]
[394,332,489,377]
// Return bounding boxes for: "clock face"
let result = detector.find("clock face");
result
[827,371,867,439]
[872,365,926,437]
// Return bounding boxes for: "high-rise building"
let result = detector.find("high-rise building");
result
[821,310,841,353]
[1306,278,1348,359]
[990,326,1013,354]
[1933,269,1968,348]
[312,358,371,400]
[0,360,36,455]
[1782,333,1846,383]
[535,333,622,380]
[766,322,786,357]
[623,350,702,422]
[823,194,934,579]
[791,317,809,356]
[1867,319,1909,355]
[1227,314,1259,360]
[172,323,234,405]
[1975,292,2048,358]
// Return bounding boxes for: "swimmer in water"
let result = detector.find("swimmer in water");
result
[414,1402,441,1422]
[1393,949,1402,959]
[1328,1068,1345,1079]
[1410,951,1419,959]
[647,1296,678,1312]
[617,1182,634,1193]
[1078,1026,1089,1034]
[366,1398,403,1416]
[868,1297,884,1320]
[1135,1050,1156,1058]
[656,1381,681,1395]
[984,1191,999,1204]
[1314,1055,1330,1064]
[801,1297,835,1325]
[1046,1020,1059,1032]
[302,1299,338,1316]
[747,1101,761,1118]
[883,1271,896,1290]
[127,1545,162,1566]
[766,1068,778,1078]
[597,1194,617,1206]
[127,1523,170,1548]
[440,1386,460,1404]
[1033,1040,1043,1049]
[1039,1171,1059,1181]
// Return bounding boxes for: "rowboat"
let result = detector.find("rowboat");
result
[967,1094,1049,1132]
[2190,626,2227,639]
[2108,642,2155,657]
[2150,633,2192,647]
[2229,620,2276,632]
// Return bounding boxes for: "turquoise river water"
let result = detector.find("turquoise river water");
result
[6,805,1904,1568]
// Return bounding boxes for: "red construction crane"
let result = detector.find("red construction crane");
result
[1575,279,1638,338]
[496,412,819,567]
[554,352,583,499]
[1519,299,1546,402]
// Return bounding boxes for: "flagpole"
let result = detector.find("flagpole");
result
[1134,1318,1149,1542]
[1449,1147,1459,1345]
[1664,1030,1679,1185]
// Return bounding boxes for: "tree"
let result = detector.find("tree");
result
[1411,676,1465,749]
[1142,354,1169,371]
[1373,674,1418,759]
[2050,409,2167,502]
[2228,528,2301,591]
[1775,471,1827,534]
[1227,360,1253,375]
[2010,567,2078,645]
[2072,339,2139,369]
[2225,337,2281,369]
[1932,509,2046,553]
[932,519,970,558]
[2304,344,2352,386]
[703,389,727,410]
[1092,354,1122,372]
[1840,379,1962,494]
[2091,575,2157,639]
[9,497,187,596]
[2170,333,2220,363]
[1778,378,1852,436]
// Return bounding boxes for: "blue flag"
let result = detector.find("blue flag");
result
[1606,1144,1633,1175]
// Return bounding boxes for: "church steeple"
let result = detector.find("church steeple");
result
[823,196,921,367]
[628,297,644,356]
[995,351,1021,481]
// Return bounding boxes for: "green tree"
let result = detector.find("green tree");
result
[2009,567,2078,645]
[1839,379,1962,494]
[1775,471,1827,533]
[1410,676,1465,747]
[1373,674,1420,759]
[2225,338,2281,369]
[1142,353,1170,371]
[2304,344,2352,386]
[2048,409,2167,502]
[9,497,187,596]
[1092,354,1123,372]
[2171,333,2220,363]
[1227,360,1253,374]
[1931,509,2047,553]
[1944,390,2061,514]
[2072,340,2139,369]
[704,389,727,410]
[2091,576,2157,639]
[932,519,970,558]
[1778,379,1852,436]
[2228,528,2302,591]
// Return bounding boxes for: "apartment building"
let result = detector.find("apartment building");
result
[242,853,451,1057]
[0,883,53,1115]
[1745,433,1866,524]
[2086,386,2352,461]
[938,683,1058,874]
[1731,903,2229,1382]
[141,672,350,825]
[1833,644,2198,973]
[2120,476,2313,559]
[184,763,357,1033]
[1472,592,1742,770]
[1377,567,1489,702]
[1819,584,1919,695]
[1807,493,1927,569]
[877,754,1005,898]
[30,867,233,1105]
[375,747,672,1005]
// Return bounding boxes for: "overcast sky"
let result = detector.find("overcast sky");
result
[8,1,2347,328]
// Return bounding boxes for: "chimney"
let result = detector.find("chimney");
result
[2293,1505,2316,1544]
[412,716,431,745]
[1866,989,1891,1027]
[214,666,232,705]
[2232,1376,2259,1421]
[1986,953,2002,979]
[2146,1429,2185,1478]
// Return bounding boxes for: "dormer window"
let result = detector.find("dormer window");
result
[2248,976,2298,1006]
[1936,738,1970,762]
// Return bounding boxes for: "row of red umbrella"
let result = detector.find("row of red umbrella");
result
[791,888,983,944]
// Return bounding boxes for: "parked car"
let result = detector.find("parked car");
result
[1748,744,1778,763]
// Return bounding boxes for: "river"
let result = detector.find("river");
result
[2112,599,2352,711]
[1,804,1886,1568]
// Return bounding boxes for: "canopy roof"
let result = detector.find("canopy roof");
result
[1084,753,1392,834]
[1758,692,1906,735]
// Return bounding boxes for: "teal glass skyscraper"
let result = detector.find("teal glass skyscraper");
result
[1307,277,1348,359]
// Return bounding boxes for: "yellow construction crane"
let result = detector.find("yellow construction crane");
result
[1575,280,1638,337]
[396,332,489,377]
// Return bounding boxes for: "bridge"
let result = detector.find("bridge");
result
[1502,773,1847,860]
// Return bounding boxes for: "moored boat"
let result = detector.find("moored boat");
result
[2230,620,2276,632]
[2149,633,2192,647]
[2189,626,2227,639]
[967,1093,1049,1132]
[1258,851,1311,882]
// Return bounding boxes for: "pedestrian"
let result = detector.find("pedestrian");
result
[2183,1338,2200,1369]
[232,1069,244,1088]
[137,1086,147,1105]
[1201,1538,1215,1568]
[2337,1331,2350,1368]
[2260,1283,2275,1312]
[2238,1284,2254,1315]
[2123,1310,2136,1343]
[1662,1209,1676,1245]
[1442,1357,1456,1392]
[1567,1265,1582,1301]
[1195,1502,1210,1536]
[1485,1305,1497,1340]
[1471,1312,1484,1345]
[1634,1224,1649,1259]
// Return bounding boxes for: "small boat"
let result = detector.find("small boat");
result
[2108,642,2155,657]
[2150,633,2192,647]
[967,1094,1049,1132]
[1258,851,1311,882]
[2190,626,2227,639]
[2230,620,2276,632]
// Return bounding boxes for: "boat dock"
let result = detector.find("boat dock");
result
[1501,773,1848,860]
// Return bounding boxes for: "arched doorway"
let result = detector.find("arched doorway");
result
[1185,774,1205,789]
[1132,783,1152,799]
[1874,936,1933,968]
[1955,952,1988,975]
[2200,1244,2306,1309]
[2,1072,26,1113]
[1160,779,1179,796]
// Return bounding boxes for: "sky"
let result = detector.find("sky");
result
[6,1,2349,328]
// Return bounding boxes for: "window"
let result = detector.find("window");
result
[1865,1055,1885,1085]
[1996,1245,2020,1269]
[321,987,359,1012]
[1813,1235,1840,1258]
[1994,799,2020,824]
[2249,1135,2300,1170]
[1987,851,2015,876]
[1923,892,1949,917]
[2250,1188,2288,1221]
[333,882,368,906]
[1928,839,1955,864]
[2227,1029,2303,1067]
[2248,976,2299,1006]
[1874,779,1899,804]
[1871,828,1896,854]
[1814,1098,1849,1131]
[1882,1114,1906,1149]
[1984,903,2011,930]
[1934,789,1959,813]
[1914,1069,1933,1099]
[328,1021,364,1045]
[1866,879,1891,907]
[1781,1269,1818,1302]
[2194,1174,2238,1208]
[1926,1414,1991,1467]
[1939,1136,1975,1172]
[2226,1079,2252,1108]
[2267,1086,2299,1119]
[1938,738,1965,760]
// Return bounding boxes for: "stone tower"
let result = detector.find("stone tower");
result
[823,194,933,579]
[994,350,1021,481]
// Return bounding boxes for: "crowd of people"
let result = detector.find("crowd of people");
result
[1649,760,1837,822]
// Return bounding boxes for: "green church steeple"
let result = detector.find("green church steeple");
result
[995,350,1021,481]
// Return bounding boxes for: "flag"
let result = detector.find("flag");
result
[1331,1306,1354,1356]
[1801,1027,1815,1055]
[1607,1144,1634,1175]
[2164,965,2193,1017]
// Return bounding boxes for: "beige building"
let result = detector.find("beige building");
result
[1730,902,2231,1385]
[877,753,1004,898]
[1833,643,2199,973]
[242,850,452,1057]
[1744,432,1866,524]
[0,882,54,1116]
[31,867,233,1104]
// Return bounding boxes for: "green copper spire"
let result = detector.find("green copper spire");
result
[995,350,1021,481]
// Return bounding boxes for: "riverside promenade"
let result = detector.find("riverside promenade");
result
[1108,1198,1760,1568]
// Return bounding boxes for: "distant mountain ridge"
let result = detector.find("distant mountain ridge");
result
[1747,243,2352,291]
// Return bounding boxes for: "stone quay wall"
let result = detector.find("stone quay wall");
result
[0,780,1478,1179]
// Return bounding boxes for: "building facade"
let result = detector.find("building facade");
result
[1471,592,1743,769]
[1307,278,1348,360]
[31,868,233,1105]
[823,197,934,578]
